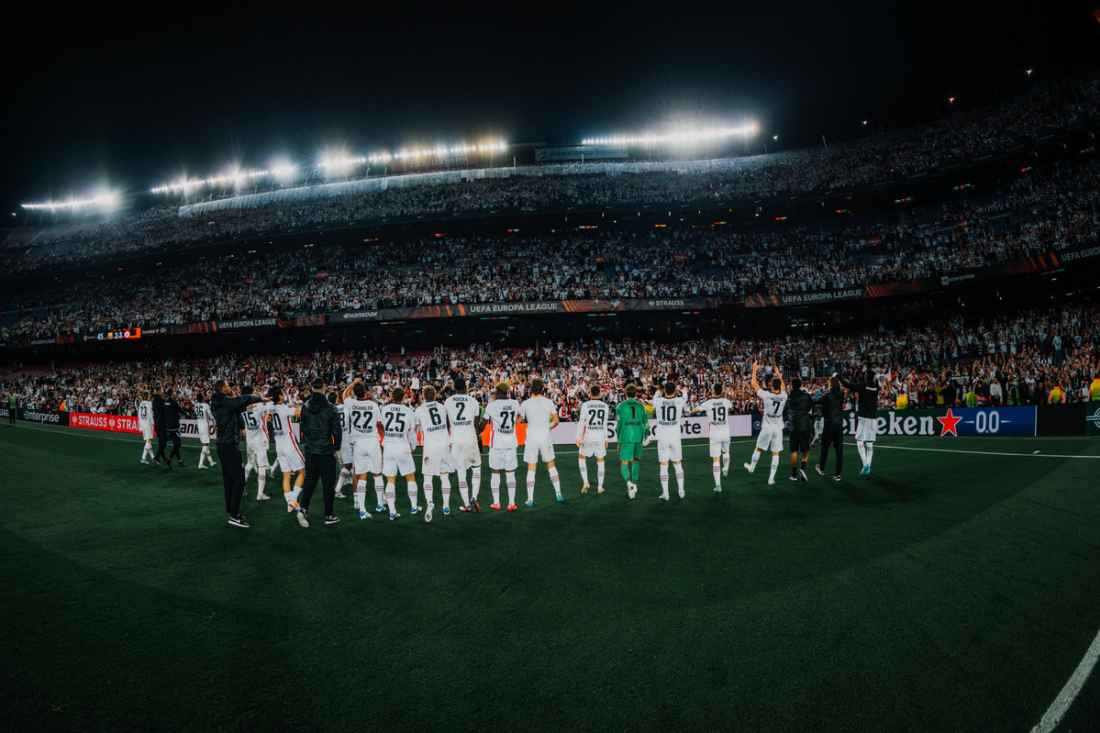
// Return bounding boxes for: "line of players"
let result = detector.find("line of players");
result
[134,362,881,523]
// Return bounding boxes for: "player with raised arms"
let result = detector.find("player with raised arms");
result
[240,384,273,501]
[614,383,648,499]
[484,383,521,511]
[699,382,733,492]
[194,392,216,470]
[269,387,308,524]
[576,384,610,495]
[651,380,688,501]
[519,378,563,506]
[744,362,787,486]
[380,388,418,521]
[342,380,383,521]
[445,378,482,512]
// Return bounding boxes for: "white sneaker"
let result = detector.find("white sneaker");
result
[256,493,271,501]
[580,483,590,494]
[658,492,669,501]
[295,510,310,528]
[335,489,347,499]
[425,502,434,523]
[721,464,729,477]
[596,486,605,495]
[677,488,685,499]
[743,462,755,474]
[713,486,722,493]
[627,482,637,499]
[768,477,776,486]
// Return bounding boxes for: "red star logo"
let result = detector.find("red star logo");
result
[937,408,962,437]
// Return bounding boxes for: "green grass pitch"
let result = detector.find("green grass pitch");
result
[2,422,1099,732]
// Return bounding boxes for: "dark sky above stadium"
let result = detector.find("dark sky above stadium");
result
[3,1,1097,213]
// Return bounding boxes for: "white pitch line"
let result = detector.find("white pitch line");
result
[842,441,1100,460]
[1032,627,1100,732]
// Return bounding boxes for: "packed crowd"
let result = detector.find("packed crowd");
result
[2,151,1098,344]
[3,77,1096,272]
[4,302,1097,420]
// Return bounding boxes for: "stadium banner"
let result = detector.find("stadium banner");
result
[330,297,721,324]
[68,412,141,434]
[1086,404,1100,436]
[534,145,630,162]
[841,407,1037,438]
[1037,403,1087,437]
[179,418,217,442]
[18,408,69,426]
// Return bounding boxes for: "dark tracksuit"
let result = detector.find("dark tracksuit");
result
[212,392,264,517]
[162,397,182,463]
[152,394,167,461]
[815,386,845,476]
[297,393,343,517]
[785,389,814,456]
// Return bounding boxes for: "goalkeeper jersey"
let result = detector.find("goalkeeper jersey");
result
[615,399,649,444]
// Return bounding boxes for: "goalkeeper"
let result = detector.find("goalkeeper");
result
[615,383,650,499]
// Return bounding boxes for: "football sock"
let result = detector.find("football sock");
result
[769,455,779,483]
[596,462,604,490]
[722,451,730,473]
[256,470,266,497]
[856,442,868,467]
[471,468,482,501]
[713,462,721,487]
[490,473,501,505]
[631,461,640,482]
[526,470,536,502]
[457,474,470,506]
[620,462,631,482]
[338,467,349,488]
[354,480,366,511]
[506,472,517,505]
[749,451,761,468]
[284,489,298,509]
[440,474,451,507]
[673,463,685,493]
[385,483,397,515]
[548,467,562,496]
[422,477,433,507]
[659,465,669,496]
[578,458,589,486]
[865,444,874,467]
[407,481,419,510]
[374,476,385,507]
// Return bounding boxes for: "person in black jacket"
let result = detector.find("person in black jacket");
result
[297,377,343,527]
[785,378,814,481]
[212,380,267,528]
[813,375,845,481]
[161,388,183,468]
[152,387,167,465]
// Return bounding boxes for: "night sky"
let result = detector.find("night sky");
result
[3,2,1097,213]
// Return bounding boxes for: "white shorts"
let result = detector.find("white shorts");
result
[340,438,354,465]
[856,416,878,443]
[245,437,269,468]
[383,445,416,477]
[488,446,518,472]
[657,433,682,463]
[422,444,455,476]
[579,436,607,459]
[199,430,210,446]
[353,439,382,475]
[709,427,731,458]
[755,425,784,453]
[450,436,482,471]
[141,424,154,441]
[275,441,305,473]
[523,435,555,464]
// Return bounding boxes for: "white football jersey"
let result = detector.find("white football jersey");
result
[651,393,687,436]
[379,403,415,448]
[484,398,521,449]
[269,404,297,444]
[415,400,450,448]
[757,389,788,429]
[578,399,610,440]
[520,395,557,439]
[137,400,153,427]
[444,394,480,441]
[699,397,732,427]
[194,402,211,428]
[343,398,380,443]
[241,402,270,438]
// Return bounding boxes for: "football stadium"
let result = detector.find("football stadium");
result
[2,5,1100,732]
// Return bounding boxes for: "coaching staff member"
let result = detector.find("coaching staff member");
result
[152,386,167,464]
[814,375,845,481]
[786,378,813,481]
[212,380,266,528]
[297,377,343,527]
[162,388,183,468]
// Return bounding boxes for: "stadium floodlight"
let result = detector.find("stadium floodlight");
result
[151,167,267,194]
[581,122,759,148]
[270,160,300,183]
[21,190,121,212]
[318,150,367,175]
